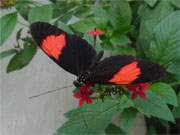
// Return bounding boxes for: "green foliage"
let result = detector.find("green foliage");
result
[105,123,125,135]
[109,0,132,29]
[120,108,137,133]
[173,92,180,118]
[28,5,53,24]
[137,0,174,56]
[170,0,180,8]
[149,83,177,106]
[57,21,74,34]
[7,39,37,73]
[56,96,132,134]
[0,49,16,59]
[134,91,174,122]
[71,18,97,33]
[0,12,17,46]
[147,11,180,67]
[143,0,158,7]
[1,0,180,134]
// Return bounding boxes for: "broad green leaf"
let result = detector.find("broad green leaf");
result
[110,35,130,47]
[0,12,17,46]
[83,35,103,52]
[71,18,97,33]
[169,0,180,8]
[15,0,33,20]
[173,92,180,118]
[111,47,136,57]
[109,0,132,29]
[148,11,180,66]
[144,0,158,7]
[105,123,125,135]
[167,60,180,75]
[0,49,16,59]
[134,91,174,122]
[137,1,174,56]
[57,21,73,34]
[92,5,108,28]
[28,5,53,24]
[120,108,137,133]
[118,95,133,109]
[149,83,177,106]
[56,96,132,134]
[7,42,37,73]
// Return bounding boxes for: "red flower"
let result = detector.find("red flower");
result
[73,84,94,107]
[87,29,105,37]
[127,83,150,100]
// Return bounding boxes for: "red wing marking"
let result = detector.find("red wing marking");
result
[109,61,141,84]
[41,34,66,60]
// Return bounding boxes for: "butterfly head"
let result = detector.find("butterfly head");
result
[73,72,91,87]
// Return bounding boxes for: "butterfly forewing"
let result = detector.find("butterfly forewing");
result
[30,22,96,76]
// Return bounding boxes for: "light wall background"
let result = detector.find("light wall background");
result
[0,3,146,135]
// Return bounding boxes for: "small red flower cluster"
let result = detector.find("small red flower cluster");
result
[87,29,105,37]
[127,83,149,100]
[73,84,94,107]
[73,83,149,107]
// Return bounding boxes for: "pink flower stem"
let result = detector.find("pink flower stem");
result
[93,28,97,48]
[93,36,97,48]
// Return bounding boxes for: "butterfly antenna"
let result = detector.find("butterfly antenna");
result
[29,85,74,99]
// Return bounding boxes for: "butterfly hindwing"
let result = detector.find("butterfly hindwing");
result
[30,22,97,76]
[88,55,165,85]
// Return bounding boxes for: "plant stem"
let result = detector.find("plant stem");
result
[17,21,29,28]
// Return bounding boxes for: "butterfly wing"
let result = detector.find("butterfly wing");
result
[30,22,96,76]
[88,55,165,85]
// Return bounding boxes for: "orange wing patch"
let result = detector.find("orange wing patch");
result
[41,34,66,60]
[109,61,141,85]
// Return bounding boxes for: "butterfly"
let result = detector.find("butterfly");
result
[30,22,165,89]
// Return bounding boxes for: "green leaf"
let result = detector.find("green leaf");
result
[110,35,130,47]
[149,83,177,106]
[28,5,53,24]
[71,18,97,33]
[0,12,17,46]
[134,91,174,122]
[167,60,180,75]
[56,96,132,134]
[144,0,158,7]
[105,123,125,135]
[57,21,73,34]
[169,0,180,8]
[137,1,174,56]
[83,35,103,52]
[147,11,180,67]
[173,92,180,118]
[7,41,37,73]
[111,47,136,57]
[15,0,33,20]
[120,108,137,133]
[109,0,132,29]
[0,49,16,59]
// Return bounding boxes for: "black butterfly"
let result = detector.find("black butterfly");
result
[30,22,165,88]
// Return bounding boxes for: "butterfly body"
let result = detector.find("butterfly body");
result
[30,22,165,89]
